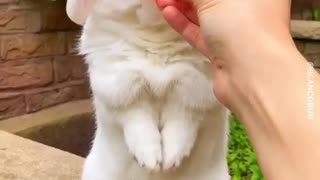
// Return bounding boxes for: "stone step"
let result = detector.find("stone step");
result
[0,130,84,180]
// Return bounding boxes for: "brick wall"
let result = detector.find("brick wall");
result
[0,0,90,120]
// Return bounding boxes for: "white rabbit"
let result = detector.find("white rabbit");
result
[75,0,230,179]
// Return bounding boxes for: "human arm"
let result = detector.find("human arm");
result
[156,0,320,179]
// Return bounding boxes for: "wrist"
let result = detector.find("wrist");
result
[234,36,307,121]
[239,61,320,180]
[230,35,320,179]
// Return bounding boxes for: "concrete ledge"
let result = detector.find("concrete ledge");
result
[0,99,95,157]
[0,131,84,180]
[0,99,93,133]
[291,20,320,40]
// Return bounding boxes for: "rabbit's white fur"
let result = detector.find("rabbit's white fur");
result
[80,0,230,179]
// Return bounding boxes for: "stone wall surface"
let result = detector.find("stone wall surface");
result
[0,0,90,120]
[292,20,320,70]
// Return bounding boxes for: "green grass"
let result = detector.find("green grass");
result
[228,116,264,180]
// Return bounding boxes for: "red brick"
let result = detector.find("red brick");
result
[40,4,80,31]
[0,58,53,89]
[53,55,87,82]
[1,33,66,60]
[0,10,40,33]
[0,95,26,120]
[25,82,91,112]
[4,0,40,10]
[0,0,17,5]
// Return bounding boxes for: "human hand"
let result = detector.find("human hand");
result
[156,0,294,111]
[156,0,209,57]
[156,0,292,59]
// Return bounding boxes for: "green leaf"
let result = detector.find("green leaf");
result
[228,115,264,179]
[232,175,242,180]
[313,8,320,21]
[229,153,238,162]
[251,174,262,180]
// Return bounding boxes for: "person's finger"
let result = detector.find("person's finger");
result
[161,6,209,57]
[156,0,199,25]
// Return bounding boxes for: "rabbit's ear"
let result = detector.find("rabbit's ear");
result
[66,0,96,25]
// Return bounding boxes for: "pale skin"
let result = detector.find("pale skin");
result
[67,0,320,179]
